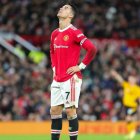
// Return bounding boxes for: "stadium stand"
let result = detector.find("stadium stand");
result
[0,0,140,121]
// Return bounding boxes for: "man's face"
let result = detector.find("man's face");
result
[128,76,137,85]
[57,5,74,19]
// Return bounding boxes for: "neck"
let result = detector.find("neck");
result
[59,18,71,30]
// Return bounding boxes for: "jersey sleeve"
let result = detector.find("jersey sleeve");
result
[50,30,56,69]
[74,29,97,67]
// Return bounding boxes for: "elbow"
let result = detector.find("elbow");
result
[90,45,97,56]
[86,46,97,61]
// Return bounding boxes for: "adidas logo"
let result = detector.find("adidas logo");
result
[66,101,69,104]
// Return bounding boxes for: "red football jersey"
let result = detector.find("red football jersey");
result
[50,24,97,82]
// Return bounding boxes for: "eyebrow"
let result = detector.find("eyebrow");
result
[64,5,71,8]
[65,6,69,8]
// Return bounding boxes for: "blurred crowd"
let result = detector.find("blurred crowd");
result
[0,42,140,121]
[0,0,140,121]
[78,43,140,121]
[0,0,140,38]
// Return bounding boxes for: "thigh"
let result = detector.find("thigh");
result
[51,80,64,106]
[61,74,82,108]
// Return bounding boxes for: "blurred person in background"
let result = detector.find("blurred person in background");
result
[0,0,140,127]
[49,1,97,140]
[111,70,140,140]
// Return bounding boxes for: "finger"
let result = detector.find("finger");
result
[67,68,71,73]
[67,67,72,71]
[67,69,73,74]
[70,71,75,75]
[69,69,75,75]
[69,71,74,74]
[67,67,74,72]
[68,69,75,75]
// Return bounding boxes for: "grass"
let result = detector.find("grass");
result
[0,134,140,140]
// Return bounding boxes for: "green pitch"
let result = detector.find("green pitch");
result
[0,134,140,140]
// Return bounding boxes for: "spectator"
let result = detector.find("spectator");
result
[0,41,140,121]
[0,0,140,38]
[0,0,140,121]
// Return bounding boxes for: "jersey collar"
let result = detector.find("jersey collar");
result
[59,24,72,32]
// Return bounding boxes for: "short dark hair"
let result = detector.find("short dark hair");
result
[68,2,78,16]
[58,0,78,16]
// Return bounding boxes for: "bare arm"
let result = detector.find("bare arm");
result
[110,70,124,84]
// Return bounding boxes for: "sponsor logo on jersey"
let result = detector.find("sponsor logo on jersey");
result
[63,35,69,41]
[54,44,69,49]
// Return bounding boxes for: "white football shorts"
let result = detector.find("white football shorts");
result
[51,74,82,108]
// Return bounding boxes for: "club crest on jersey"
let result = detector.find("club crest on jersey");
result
[63,35,69,41]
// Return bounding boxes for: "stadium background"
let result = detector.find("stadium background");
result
[0,0,140,139]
